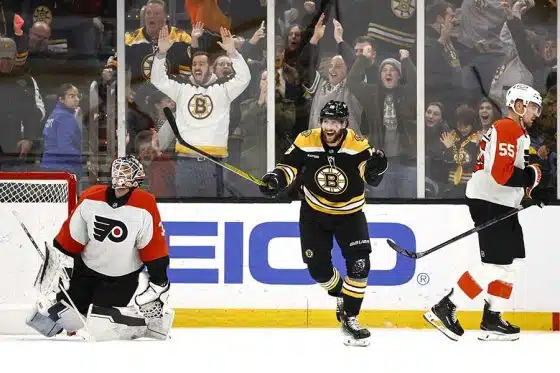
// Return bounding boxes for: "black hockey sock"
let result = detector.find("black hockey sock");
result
[342,276,367,316]
[318,268,343,296]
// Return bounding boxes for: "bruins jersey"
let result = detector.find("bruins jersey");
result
[106,26,192,85]
[366,0,416,53]
[274,128,374,215]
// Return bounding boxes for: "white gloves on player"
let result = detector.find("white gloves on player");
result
[135,281,170,319]
[35,242,72,295]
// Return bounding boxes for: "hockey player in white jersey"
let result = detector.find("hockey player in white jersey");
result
[152,24,251,197]
[26,155,174,341]
[424,84,549,342]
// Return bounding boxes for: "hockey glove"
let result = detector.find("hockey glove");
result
[364,149,388,187]
[259,172,281,197]
[521,187,552,208]
[135,281,170,319]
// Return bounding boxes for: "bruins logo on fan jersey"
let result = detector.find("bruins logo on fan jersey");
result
[315,164,348,194]
[33,6,53,25]
[188,94,213,119]
[142,53,169,80]
[392,0,416,19]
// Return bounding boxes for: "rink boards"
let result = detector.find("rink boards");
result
[1,202,558,332]
[159,202,560,331]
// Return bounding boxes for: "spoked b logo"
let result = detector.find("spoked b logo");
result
[93,216,128,243]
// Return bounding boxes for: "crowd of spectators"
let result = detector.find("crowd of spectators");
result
[0,0,556,201]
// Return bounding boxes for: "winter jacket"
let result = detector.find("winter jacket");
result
[40,102,83,176]
[0,72,44,161]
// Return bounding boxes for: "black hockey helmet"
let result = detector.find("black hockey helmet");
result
[319,100,349,126]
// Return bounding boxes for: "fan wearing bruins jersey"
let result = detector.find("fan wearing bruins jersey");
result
[26,155,174,341]
[424,84,550,343]
[259,101,388,347]
[105,0,193,88]
[153,26,250,197]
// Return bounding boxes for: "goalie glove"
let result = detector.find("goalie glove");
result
[35,241,73,297]
[135,281,170,319]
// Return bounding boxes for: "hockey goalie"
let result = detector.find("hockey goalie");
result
[26,155,174,341]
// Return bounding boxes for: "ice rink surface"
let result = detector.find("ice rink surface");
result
[1,328,558,373]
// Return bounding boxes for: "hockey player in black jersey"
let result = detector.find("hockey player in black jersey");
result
[259,100,388,347]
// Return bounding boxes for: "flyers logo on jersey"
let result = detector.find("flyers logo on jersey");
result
[93,216,128,243]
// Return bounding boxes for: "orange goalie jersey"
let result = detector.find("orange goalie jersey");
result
[466,117,531,208]
[54,185,168,277]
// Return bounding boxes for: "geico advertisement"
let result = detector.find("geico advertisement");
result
[158,203,560,311]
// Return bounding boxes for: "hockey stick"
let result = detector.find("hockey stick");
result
[11,211,92,340]
[162,107,267,187]
[471,66,504,117]
[387,67,528,260]
[386,204,534,259]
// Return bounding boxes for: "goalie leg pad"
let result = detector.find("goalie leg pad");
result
[145,308,174,340]
[47,299,84,333]
[86,304,147,341]
[25,305,63,337]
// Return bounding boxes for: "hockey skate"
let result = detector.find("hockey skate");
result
[424,289,464,341]
[478,301,520,341]
[340,312,370,347]
[335,297,343,322]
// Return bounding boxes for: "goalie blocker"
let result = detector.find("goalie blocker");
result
[26,155,174,341]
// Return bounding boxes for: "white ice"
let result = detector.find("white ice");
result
[1,328,558,373]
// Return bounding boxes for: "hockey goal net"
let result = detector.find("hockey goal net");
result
[0,172,77,335]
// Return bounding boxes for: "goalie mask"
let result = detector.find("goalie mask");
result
[111,155,145,189]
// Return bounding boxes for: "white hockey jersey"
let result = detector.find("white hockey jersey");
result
[466,117,530,207]
[54,185,168,277]
[151,50,250,157]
